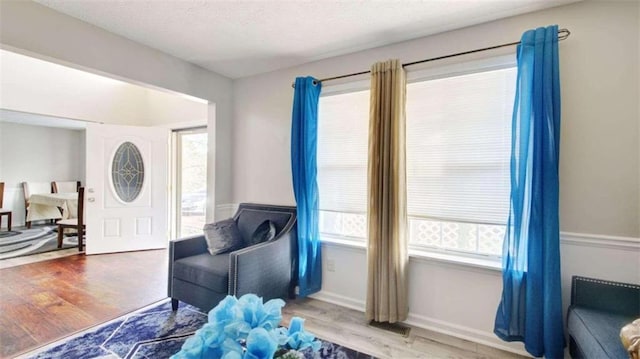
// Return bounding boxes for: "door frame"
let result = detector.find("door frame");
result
[169,125,208,240]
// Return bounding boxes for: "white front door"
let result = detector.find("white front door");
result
[85,123,169,254]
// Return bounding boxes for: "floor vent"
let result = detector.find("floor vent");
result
[368,320,411,337]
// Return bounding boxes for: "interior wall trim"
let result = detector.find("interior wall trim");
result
[214,203,639,251]
[214,203,238,220]
[308,291,365,313]
[560,231,640,251]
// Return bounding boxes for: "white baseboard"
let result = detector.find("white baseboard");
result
[310,289,529,357]
[309,291,365,312]
[404,313,529,357]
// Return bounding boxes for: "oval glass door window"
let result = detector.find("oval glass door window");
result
[112,141,144,202]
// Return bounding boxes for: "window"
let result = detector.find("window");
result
[406,67,515,257]
[173,127,208,238]
[317,59,515,259]
[317,90,369,241]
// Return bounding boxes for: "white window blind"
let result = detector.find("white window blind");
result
[406,68,515,224]
[406,67,515,256]
[317,90,369,213]
[317,90,369,239]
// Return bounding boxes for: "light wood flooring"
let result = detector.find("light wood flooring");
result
[0,250,527,359]
[282,299,527,359]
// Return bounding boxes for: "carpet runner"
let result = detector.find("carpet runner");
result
[21,300,376,359]
[0,226,77,260]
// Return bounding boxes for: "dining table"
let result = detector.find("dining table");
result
[26,192,79,222]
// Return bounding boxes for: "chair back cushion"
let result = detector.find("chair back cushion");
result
[26,182,52,196]
[234,207,294,243]
[54,181,79,193]
[203,218,244,255]
[245,220,276,246]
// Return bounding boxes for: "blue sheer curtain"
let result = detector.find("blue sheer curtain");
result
[291,76,322,297]
[494,25,564,358]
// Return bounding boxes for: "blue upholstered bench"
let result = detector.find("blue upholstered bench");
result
[567,276,640,358]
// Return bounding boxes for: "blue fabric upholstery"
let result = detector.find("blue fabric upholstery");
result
[567,308,631,358]
[173,253,230,293]
[567,276,640,358]
[168,203,297,312]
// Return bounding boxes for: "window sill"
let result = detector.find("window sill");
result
[408,248,501,272]
[319,235,367,251]
[319,235,502,272]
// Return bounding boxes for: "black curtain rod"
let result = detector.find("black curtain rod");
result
[292,28,570,88]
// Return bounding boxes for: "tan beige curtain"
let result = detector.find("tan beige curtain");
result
[366,59,408,323]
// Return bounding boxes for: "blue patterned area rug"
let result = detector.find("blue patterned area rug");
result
[0,226,77,260]
[21,300,376,359]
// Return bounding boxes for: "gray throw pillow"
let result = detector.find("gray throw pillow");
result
[203,218,243,255]
[247,220,276,246]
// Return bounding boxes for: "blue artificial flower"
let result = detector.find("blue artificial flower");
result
[221,351,243,359]
[285,317,321,352]
[241,294,285,330]
[244,327,278,359]
[170,334,204,359]
[270,327,290,347]
[225,294,286,340]
[261,298,286,330]
[173,294,320,359]
[198,323,228,357]
[209,295,240,329]
[220,337,244,359]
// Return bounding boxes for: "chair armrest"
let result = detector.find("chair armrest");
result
[229,231,293,301]
[571,276,640,316]
[168,235,208,297]
[169,235,208,261]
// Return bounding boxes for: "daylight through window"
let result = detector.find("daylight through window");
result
[317,64,516,259]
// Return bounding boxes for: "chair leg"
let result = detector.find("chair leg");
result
[171,298,179,311]
[26,220,31,229]
[7,213,10,232]
[78,228,84,252]
[57,226,63,248]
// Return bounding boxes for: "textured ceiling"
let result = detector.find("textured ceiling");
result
[35,0,577,79]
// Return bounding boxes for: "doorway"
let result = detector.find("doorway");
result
[1,48,209,256]
[173,127,208,238]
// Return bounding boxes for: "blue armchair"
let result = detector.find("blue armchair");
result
[168,203,297,311]
[567,276,640,358]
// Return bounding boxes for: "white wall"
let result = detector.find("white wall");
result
[233,0,639,238]
[0,122,85,226]
[0,1,234,220]
[231,1,639,355]
[0,50,208,127]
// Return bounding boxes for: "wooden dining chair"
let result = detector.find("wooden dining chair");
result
[57,187,86,252]
[23,181,53,228]
[52,181,81,193]
[0,182,12,231]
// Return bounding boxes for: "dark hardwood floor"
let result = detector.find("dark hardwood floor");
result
[0,249,168,358]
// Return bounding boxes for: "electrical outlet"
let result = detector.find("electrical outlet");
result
[326,259,335,272]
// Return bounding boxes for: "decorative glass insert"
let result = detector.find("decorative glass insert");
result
[111,141,144,202]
